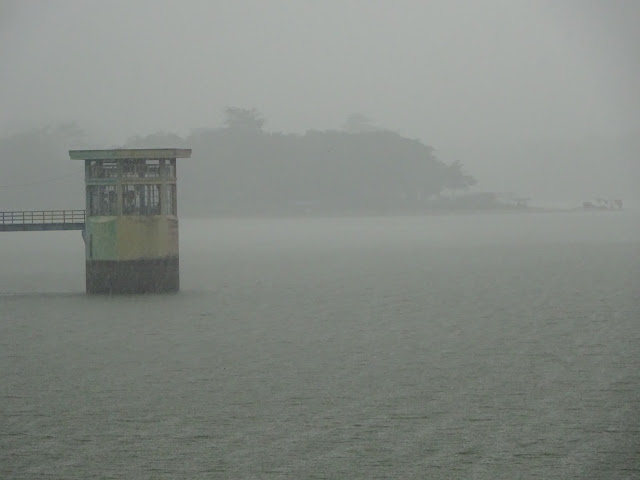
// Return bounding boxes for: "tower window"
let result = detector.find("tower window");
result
[122,184,161,215]
[87,161,118,179]
[87,185,117,216]
[122,159,162,178]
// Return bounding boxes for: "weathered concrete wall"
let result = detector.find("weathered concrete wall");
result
[116,216,178,259]
[86,257,179,294]
[84,216,178,261]
[84,216,179,293]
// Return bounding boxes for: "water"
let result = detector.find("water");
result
[2,212,639,479]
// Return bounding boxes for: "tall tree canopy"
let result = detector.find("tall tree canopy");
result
[223,107,265,131]
[1,111,478,215]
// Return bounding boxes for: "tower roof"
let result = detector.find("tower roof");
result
[69,148,192,160]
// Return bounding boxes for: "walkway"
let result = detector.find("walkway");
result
[0,210,85,232]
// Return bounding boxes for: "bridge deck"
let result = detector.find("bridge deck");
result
[0,210,85,232]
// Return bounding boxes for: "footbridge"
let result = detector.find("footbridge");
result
[0,210,85,232]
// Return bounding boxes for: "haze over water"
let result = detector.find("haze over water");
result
[2,1,639,206]
[2,212,639,478]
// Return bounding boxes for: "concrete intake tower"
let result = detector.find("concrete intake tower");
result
[69,148,192,294]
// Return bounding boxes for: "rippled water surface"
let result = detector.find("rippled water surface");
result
[2,213,639,479]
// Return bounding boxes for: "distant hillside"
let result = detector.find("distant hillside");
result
[1,118,476,216]
[125,125,476,216]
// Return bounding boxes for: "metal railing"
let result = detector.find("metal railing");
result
[0,210,86,225]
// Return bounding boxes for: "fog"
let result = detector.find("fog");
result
[1,0,639,206]
[2,3,640,478]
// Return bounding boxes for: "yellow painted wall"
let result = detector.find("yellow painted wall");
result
[115,216,179,260]
[85,216,178,261]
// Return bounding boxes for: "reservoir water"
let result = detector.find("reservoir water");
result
[2,212,639,479]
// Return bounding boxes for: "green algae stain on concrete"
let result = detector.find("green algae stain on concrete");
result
[85,217,117,260]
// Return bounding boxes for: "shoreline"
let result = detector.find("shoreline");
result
[181,206,630,220]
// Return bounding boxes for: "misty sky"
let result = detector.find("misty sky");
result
[1,0,639,202]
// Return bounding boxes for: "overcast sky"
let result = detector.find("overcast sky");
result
[1,0,638,202]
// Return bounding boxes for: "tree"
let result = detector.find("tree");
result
[223,107,265,131]
[124,131,187,148]
[443,160,477,191]
[342,113,380,133]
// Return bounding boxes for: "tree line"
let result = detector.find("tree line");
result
[1,109,477,215]
[127,108,477,215]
